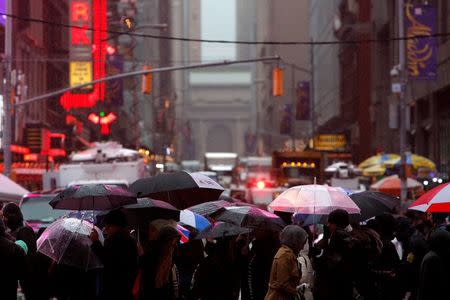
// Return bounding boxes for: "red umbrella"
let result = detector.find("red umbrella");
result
[409,182,450,212]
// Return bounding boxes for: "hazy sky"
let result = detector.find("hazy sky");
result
[201,0,236,61]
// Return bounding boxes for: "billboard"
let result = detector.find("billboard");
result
[405,4,437,80]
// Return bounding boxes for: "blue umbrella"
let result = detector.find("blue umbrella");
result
[179,209,210,231]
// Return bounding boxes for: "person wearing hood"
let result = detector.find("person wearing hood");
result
[417,230,450,300]
[265,225,307,300]
[0,218,26,300]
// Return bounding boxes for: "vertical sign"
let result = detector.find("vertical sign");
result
[69,0,93,90]
[280,104,292,135]
[296,81,310,120]
[405,4,437,80]
[60,0,107,110]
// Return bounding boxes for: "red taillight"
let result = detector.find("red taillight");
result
[256,181,266,189]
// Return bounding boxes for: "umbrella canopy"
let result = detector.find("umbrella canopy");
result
[49,184,137,211]
[362,165,386,177]
[350,191,399,220]
[383,154,436,171]
[130,171,224,209]
[196,222,251,239]
[179,210,211,231]
[0,173,29,203]
[409,182,450,212]
[37,218,104,270]
[122,198,180,228]
[188,199,250,217]
[370,175,423,197]
[213,206,285,231]
[359,154,399,169]
[268,185,360,215]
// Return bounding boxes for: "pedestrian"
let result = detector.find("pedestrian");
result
[2,202,50,300]
[91,209,139,300]
[313,209,354,300]
[190,238,237,300]
[265,225,307,300]
[0,218,26,300]
[371,213,403,300]
[416,230,450,300]
[139,225,181,300]
[247,229,279,300]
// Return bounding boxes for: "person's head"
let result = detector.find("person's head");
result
[148,219,177,241]
[428,230,450,257]
[157,225,181,250]
[395,217,413,242]
[2,203,24,231]
[375,213,396,239]
[432,213,448,226]
[279,225,308,255]
[327,209,350,234]
[102,209,127,237]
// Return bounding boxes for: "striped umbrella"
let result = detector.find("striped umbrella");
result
[179,209,211,231]
[370,175,424,197]
[359,154,399,169]
[176,224,190,244]
[409,183,450,212]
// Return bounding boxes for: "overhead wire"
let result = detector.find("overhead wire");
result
[0,11,446,46]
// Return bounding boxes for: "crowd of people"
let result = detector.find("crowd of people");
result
[0,201,450,300]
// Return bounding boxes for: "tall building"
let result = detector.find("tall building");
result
[172,0,311,160]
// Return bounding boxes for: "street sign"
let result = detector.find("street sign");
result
[391,83,402,94]
[70,61,93,87]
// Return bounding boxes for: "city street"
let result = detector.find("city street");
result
[1,0,450,299]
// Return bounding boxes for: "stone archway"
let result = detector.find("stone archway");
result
[206,124,233,152]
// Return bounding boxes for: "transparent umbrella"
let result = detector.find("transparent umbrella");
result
[37,218,104,270]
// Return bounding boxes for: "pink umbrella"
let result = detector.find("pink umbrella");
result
[409,182,450,212]
[268,185,360,215]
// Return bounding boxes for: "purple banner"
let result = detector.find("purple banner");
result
[296,81,310,120]
[405,4,437,80]
[280,104,292,135]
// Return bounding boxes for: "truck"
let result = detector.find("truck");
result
[272,150,324,187]
[204,152,238,188]
[43,142,146,189]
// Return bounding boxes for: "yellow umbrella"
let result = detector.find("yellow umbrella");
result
[362,164,386,177]
[358,154,400,169]
[383,154,436,171]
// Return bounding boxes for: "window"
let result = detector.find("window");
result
[200,0,236,61]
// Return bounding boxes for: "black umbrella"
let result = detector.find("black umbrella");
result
[350,191,399,221]
[188,199,251,217]
[49,184,137,211]
[195,222,251,239]
[122,198,180,228]
[130,171,224,209]
[213,206,285,231]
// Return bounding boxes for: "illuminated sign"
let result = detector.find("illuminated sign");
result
[311,134,347,152]
[60,0,107,110]
[88,112,117,135]
[70,61,93,87]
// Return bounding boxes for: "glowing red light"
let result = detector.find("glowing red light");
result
[256,181,266,189]
[71,26,91,45]
[88,113,100,124]
[106,45,116,55]
[71,1,89,22]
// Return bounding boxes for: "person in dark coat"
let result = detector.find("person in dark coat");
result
[417,230,450,300]
[91,209,138,300]
[190,238,237,300]
[140,225,181,300]
[313,209,354,300]
[2,202,51,300]
[0,218,26,300]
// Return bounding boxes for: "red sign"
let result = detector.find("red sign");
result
[60,0,107,110]
[88,112,117,135]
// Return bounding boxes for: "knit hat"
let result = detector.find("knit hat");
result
[328,209,350,228]
[279,225,308,254]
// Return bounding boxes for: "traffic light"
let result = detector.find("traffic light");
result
[141,66,152,94]
[272,67,284,97]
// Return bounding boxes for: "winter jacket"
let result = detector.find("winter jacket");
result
[0,236,26,300]
[265,245,300,300]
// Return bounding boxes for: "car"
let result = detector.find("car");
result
[19,192,66,233]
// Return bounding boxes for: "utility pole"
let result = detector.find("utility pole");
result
[398,0,408,205]
[291,65,296,151]
[2,0,12,176]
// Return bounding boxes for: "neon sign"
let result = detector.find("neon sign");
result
[60,0,107,110]
[88,112,117,135]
